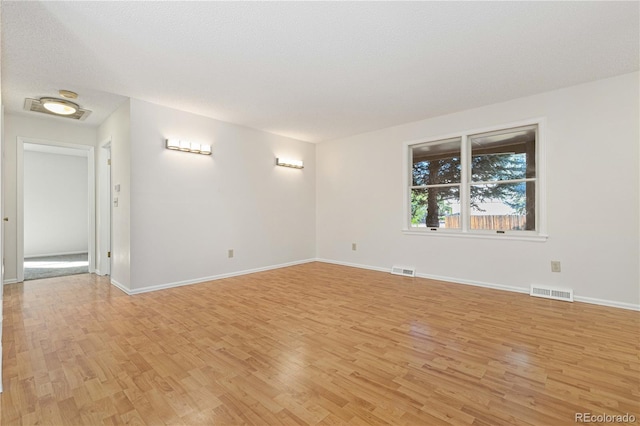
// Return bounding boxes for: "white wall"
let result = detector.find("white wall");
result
[3,113,97,282]
[97,101,131,290]
[317,72,639,309]
[23,150,88,257]
[128,99,316,291]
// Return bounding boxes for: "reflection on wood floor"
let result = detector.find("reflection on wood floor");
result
[1,262,639,425]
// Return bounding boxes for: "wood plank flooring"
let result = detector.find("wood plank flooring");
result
[1,262,638,425]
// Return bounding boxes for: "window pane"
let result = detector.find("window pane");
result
[412,138,461,186]
[470,182,535,231]
[411,187,460,229]
[470,125,536,182]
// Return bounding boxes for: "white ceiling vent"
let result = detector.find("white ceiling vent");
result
[391,265,416,277]
[530,285,573,302]
[24,98,92,121]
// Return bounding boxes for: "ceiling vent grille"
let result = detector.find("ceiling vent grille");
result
[24,98,92,121]
[391,265,415,277]
[530,285,573,302]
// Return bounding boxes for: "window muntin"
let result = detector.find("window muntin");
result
[408,124,539,235]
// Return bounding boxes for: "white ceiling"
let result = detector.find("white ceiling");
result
[2,1,638,143]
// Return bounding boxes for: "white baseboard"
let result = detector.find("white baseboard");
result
[25,251,88,258]
[110,279,131,295]
[107,257,640,311]
[115,258,316,295]
[3,279,18,285]
[415,271,529,295]
[316,258,528,294]
[314,258,639,311]
[574,296,640,311]
[315,258,390,273]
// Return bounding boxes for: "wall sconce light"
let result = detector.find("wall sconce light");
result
[276,157,304,169]
[166,139,212,155]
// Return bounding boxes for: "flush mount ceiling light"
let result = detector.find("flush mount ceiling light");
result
[40,97,79,115]
[24,89,91,121]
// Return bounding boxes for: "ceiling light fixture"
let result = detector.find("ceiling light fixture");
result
[40,97,79,116]
[58,90,78,99]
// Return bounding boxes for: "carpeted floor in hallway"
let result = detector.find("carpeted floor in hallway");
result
[23,252,89,280]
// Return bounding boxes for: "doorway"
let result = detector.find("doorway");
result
[16,137,95,282]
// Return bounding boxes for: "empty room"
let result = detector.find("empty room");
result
[0,1,638,425]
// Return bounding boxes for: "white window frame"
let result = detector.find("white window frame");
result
[402,118,547,241]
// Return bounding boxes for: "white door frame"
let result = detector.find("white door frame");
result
[97,138,111,276]
[1,106,5,393]
[16,137,96,282]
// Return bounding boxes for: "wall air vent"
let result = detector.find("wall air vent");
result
[530,285,573,302]
[24,98,92,121]
[391,265,415,277]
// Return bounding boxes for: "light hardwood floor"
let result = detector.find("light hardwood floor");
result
[1,262,638,425]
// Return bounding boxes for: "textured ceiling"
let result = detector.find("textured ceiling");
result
[2,1,638,143]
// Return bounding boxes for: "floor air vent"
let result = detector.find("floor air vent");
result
[530,285,573,302]
[391,265,415,277]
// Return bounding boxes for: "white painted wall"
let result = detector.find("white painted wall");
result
[23,150,88,257]
[4,75,636,312]
[3,113,97,282]
[128,99,316,291]
[316,72,639,309]
[97,101,131,290]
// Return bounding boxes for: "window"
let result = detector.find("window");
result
[406,122,544,238]
[410,137,461,229]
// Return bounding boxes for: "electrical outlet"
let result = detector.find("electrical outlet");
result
[551,261,561,273]
[228,249,234,258]
[352,243,357,251]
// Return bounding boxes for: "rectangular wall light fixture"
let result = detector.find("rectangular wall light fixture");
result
[276,157,304,169]
[166,139,212,155]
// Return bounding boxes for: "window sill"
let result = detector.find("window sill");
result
[401,229,548,242]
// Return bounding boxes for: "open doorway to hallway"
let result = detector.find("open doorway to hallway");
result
[17,138,95,282]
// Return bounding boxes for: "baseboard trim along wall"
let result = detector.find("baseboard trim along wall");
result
[315,258,640,312]
[7,257,640,311]
[414,271,530,295]
[111,258,317,295]
[110,279,130,295]
[315,258,391,274]
[572,296,640,311]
